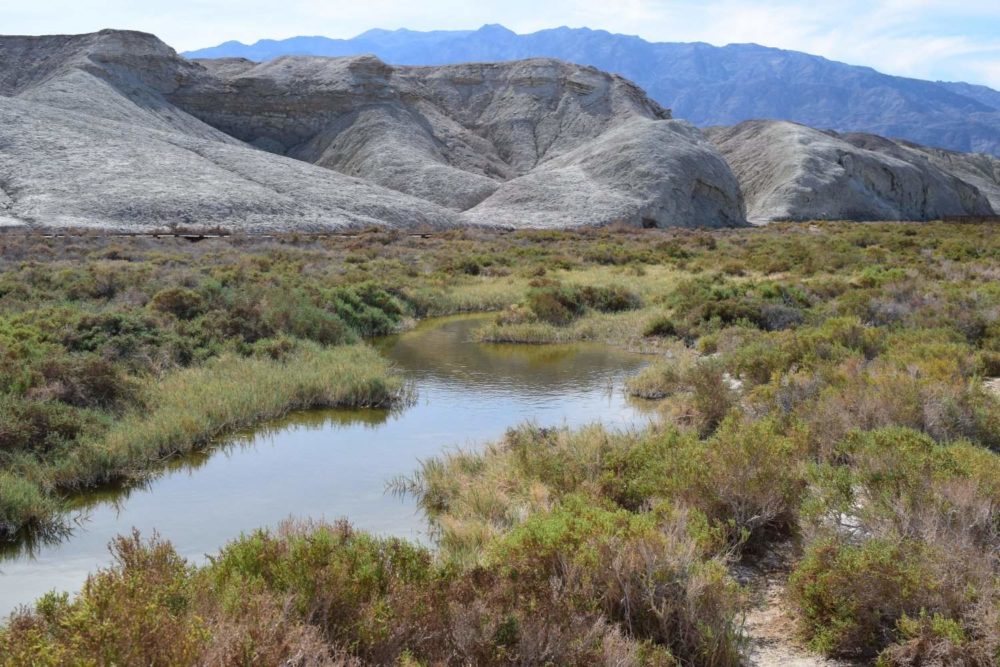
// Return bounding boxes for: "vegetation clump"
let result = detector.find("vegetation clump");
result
[1,222,1000,664]
[524,282,642,325]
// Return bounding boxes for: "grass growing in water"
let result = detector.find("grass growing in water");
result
[2,344,404,538]
[52,344,403,488]
[2,223,1000,664]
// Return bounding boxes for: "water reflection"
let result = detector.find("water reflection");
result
[0,314,652,615]
[0,523,74,562]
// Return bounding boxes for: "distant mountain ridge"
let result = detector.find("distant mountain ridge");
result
[185,24,1000,157]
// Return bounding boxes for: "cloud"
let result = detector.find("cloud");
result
[708,0,1000,85]
[2,0,999,87]
[663,0,1000,86]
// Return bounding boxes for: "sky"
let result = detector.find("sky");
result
[4,0,1000,88]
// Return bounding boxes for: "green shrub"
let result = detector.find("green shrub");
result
[149,287,205,320]
[687,361,738,436]
[0,531,209,666]
[526,283,640,325]
[596,428,699,511]
[788,537,948,658]
[0,395,106,457]
[263,292,354,346]
[327,283,405,337]
[695,417,805,546]
[487,497,743,665]
[578,284,642,313]
[210,521,432,654]
[643,315,678,338]
[526,286,581,325]
[60,311,163,362]
[877,611,998,666]
[32,355,140,411]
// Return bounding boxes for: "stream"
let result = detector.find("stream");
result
[0,314,654,616]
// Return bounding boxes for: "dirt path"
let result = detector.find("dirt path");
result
[739,544,862,667]
[743,575,857,666]
[740,377,1000,666]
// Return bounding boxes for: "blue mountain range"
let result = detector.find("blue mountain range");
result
[185,24,1000,157]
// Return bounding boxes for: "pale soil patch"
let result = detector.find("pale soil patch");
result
[986,378,1000,398]
[740,543,862,667]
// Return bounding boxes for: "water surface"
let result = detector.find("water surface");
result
[0,314,651,616]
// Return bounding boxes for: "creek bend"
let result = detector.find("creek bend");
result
[0,314,653,616]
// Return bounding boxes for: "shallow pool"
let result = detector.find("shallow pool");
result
[0,314,653,616]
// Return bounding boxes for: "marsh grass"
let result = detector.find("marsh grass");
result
[477,308,660,347]
[475,265,682,349]
[76,343,402,479]
[9,344,404,537]
[3,223,1000,664]
[404,276,531,316]
[625,345,697,399]
[0,472,60,540]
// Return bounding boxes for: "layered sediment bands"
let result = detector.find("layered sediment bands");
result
[463,118,745,228]
[708,120,995,223]
[2,29,998,230]
[0,30,746,230]
[861,137,1000,213]
[0,95,459,231]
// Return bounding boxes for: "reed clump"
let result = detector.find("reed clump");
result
[3,222,1000,664]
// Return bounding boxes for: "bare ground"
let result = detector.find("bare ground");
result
[738,542,864,667]
[986,378,1000,399]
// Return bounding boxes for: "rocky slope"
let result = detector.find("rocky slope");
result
[867,138,1000,213]
[174,54,745,228]
[0,30,745,230]
[707,121,995,223]
[186,24,1000,157]
[0,95,458,230]
[2,29,998,231]
[0,31,462,230]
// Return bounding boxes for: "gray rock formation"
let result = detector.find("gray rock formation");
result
[0,30,233,141]
[867,139,1000,213]
[0,31,460,230]
[172,55,745,228]
[0,29,747,231]
[707,121,995,223]
[185,24,1000,157]
[4,29,998,231]
[464,118,744,228]
[0,95,458,230]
